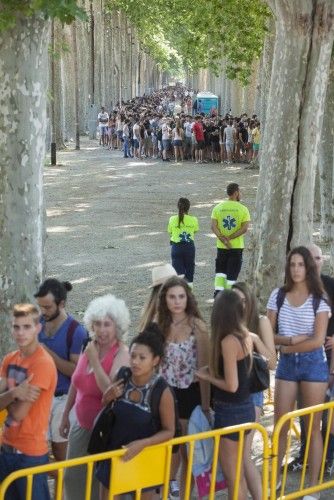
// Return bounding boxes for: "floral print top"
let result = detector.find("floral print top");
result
[160,334,197,388]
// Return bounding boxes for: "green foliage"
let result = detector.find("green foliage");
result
[107,0,271,84]
[0,0,87,32]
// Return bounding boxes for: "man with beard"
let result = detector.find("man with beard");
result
[34,279,87,462]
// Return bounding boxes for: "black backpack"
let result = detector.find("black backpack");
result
[150,377,182,449]
[87,374,181,455]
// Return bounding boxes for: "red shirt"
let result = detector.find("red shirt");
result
[193,121,204,141]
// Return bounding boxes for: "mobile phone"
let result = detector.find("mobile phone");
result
[116,366,132,385]
[82,336,92,352]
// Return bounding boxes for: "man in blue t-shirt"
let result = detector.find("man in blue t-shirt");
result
[35,279,87,462]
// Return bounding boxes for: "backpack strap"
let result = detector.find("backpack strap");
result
[66,319,80,360]
[149,376,167,429]
[276,287,285,315]
[312,296,321,315]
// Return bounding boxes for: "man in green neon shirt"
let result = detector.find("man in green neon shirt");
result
[211,183,250,296]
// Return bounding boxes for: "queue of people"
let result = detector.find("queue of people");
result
[1,239,334,500]
[97,85,261,165]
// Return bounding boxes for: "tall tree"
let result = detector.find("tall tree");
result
[247,0,334,303]
[0,2,85,355]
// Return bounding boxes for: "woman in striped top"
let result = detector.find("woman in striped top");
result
[267,246,330,497]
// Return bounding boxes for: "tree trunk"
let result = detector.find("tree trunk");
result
[0,15,49,353]
[290,1,334,246]
[247,0,334,305]
[72,22,80,150]
[319,52,334,244]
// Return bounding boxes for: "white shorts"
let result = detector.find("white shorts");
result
[48,394,73,443]
[225,141,234,153]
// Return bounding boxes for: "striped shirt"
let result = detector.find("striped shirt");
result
[267,288,330,337]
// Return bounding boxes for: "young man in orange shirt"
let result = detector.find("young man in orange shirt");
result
[0,304,57,500]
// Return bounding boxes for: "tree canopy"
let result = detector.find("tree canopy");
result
[107,0,271,83]
[0,0,86,31]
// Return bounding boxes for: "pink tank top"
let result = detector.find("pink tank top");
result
[72,343,119,429]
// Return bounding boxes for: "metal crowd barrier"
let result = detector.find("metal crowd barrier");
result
[2,401,334,499]
[0,422,269,500]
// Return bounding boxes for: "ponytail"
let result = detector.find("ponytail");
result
[177,198,190,228]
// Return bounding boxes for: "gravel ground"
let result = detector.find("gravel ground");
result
[45,138,333,499]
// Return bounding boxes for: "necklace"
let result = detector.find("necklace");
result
[171,315,187,327]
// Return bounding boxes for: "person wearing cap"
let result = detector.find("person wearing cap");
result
[168,198,199,289]
[138,264,180,332]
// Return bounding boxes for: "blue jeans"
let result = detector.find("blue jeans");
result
[276,348,329,382]
[123,136,130,157]
[0,451,50,500]
[171,241,195,283]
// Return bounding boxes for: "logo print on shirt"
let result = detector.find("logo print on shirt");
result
[223,216,236,231]
[179,232,192,243]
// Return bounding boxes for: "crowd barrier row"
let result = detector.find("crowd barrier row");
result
[1,402,334,499]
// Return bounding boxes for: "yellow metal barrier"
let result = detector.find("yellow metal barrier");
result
[271,400,334,500]
[0,422,270,500]
[4,400,334,500]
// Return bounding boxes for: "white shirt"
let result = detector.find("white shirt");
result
[98,112,109,126]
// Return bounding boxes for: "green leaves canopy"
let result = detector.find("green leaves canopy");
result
[0,0,87,32]
[107,0,271,84]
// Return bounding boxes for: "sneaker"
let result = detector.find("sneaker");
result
[286,457,304,472]
[169,480,179,498]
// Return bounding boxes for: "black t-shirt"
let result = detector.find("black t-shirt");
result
[210,125,220,143]
[322,274,334,336]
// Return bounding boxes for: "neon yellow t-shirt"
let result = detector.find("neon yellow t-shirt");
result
[168,214,199,243]
[211,200,250,249]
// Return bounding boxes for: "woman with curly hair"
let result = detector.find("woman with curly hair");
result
[59,294,130,500]
[157,276,210,499]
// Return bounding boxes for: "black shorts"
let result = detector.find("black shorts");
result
[172,382,201,419]
[215,248,243,281]
[196,140,205,150]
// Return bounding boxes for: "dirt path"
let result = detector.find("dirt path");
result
[45,138,333,499]
[45,138,257,329]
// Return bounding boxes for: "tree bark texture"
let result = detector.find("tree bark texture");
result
[247,0,334,305]
[318,52,334,244]
[0,15,49,351]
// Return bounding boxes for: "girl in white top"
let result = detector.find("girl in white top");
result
[172,119,184,163]
[267,246,330,497]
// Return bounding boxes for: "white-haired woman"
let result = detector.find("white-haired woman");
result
[59,295,130,500]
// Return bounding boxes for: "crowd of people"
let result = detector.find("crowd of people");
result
[1,220,334,500]
[97,86,261,165]
[0,108,332,500]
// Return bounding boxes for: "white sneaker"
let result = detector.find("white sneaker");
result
[169,480,180,498]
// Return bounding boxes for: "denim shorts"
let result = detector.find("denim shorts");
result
[251,391,264,408]
[213,398,255,441]
[276,348,329,383]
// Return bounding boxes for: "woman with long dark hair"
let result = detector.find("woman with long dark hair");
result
[167,198,199,288]
[157,276,210,499]
[267,246,330,496]
[232,282,276,500]
[197,289,257,500]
